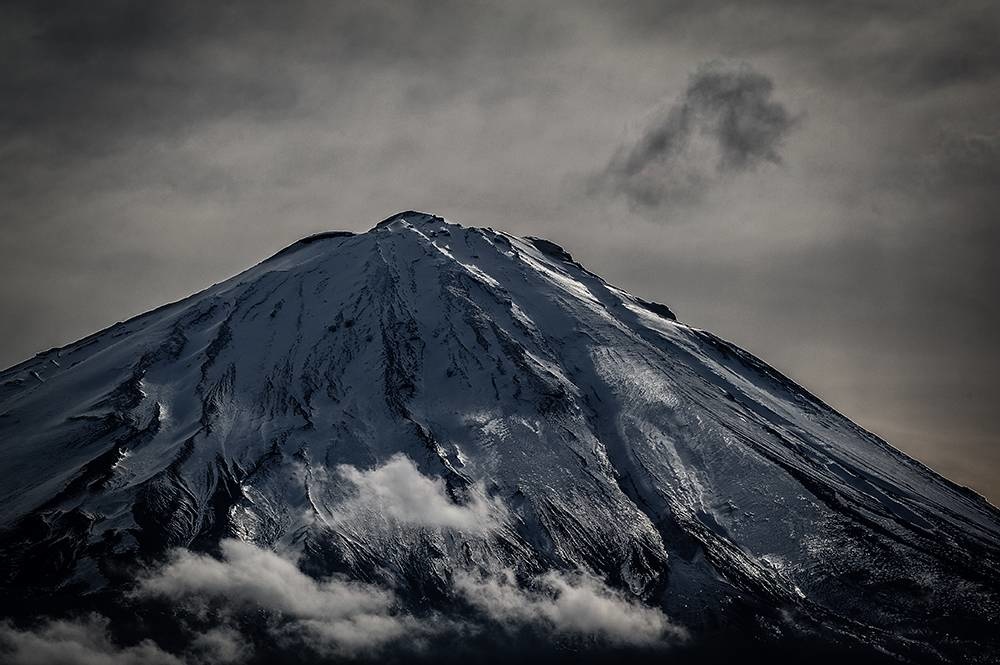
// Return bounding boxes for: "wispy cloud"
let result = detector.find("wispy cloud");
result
[595,61,798,211]
[0,614,183,665]
[455,569,687,647]
[187,627,251,665]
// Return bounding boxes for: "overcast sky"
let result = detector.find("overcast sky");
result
[1,0,997,501]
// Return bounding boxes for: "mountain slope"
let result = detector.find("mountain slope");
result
[1,211,998,662]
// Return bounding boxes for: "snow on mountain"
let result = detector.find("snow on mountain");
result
[1,211,998,662]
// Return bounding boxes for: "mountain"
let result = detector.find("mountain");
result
[1,211,998,663]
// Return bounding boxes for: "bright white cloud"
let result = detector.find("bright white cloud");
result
[0,614,183,665]
[455,569,687,647]
[331,454,505,533]
[139,539,421,657]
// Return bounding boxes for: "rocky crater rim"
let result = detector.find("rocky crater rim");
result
[373,210,448,229]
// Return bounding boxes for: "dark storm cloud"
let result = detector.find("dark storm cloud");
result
[596,62,797,210]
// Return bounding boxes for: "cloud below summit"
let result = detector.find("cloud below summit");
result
[0,615,183,665]
[455,569,686,647]
[330,454,506,533]
[139,539,420,658]
[131,539,682,661]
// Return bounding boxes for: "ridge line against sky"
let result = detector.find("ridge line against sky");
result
[0,0,997,501]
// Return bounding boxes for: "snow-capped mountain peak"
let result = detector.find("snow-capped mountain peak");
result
[1,212,998,662]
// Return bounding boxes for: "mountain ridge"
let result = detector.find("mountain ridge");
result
[1,211,998,663]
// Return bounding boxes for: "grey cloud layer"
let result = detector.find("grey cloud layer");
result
[597,62,797,210]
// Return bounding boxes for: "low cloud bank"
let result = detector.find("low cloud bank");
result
[2,540,683,663]
[139,539,421,657]
[0,614,183,665]
[3,455,681,664]
[456,569,687,647]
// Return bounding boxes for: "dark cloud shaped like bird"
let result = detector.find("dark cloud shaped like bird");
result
[597,62,798,211]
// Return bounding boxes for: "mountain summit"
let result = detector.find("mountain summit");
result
[1,212,998,662]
